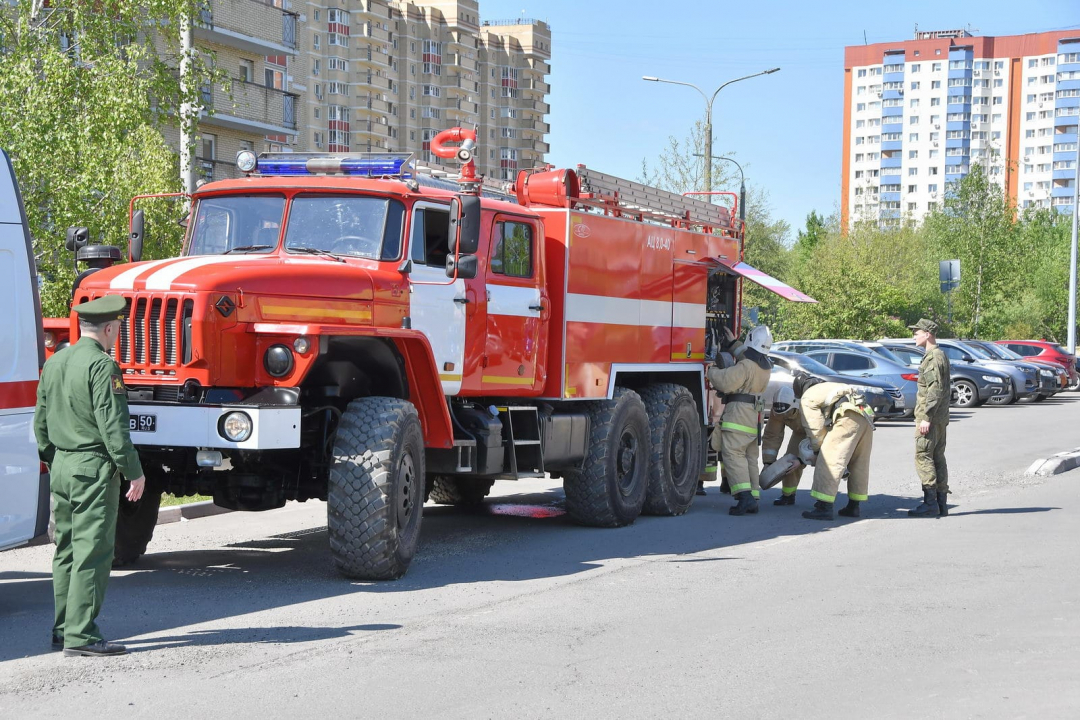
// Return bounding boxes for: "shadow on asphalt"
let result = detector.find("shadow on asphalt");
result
[126,623,402,652]
[947,507,1058,517]
[1,479,1062,663]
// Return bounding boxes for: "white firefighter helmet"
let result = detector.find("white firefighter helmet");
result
[745,324,773,354]
[773,386,797,415]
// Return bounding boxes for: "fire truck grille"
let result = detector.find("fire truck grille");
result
[115,294,194,370]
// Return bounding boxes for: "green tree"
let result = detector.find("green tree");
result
[638,120,737,196]
[922,164,1017,338]
[0,0,211,316]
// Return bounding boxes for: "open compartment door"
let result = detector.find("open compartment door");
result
[722,260,816,303]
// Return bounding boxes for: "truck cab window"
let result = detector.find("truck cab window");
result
[285,195,402,259]
[490,221,533,278]
[410,206,450,267]
[187,195,285,255]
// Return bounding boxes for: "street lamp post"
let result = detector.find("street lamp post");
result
[695,153,745,222]
[642,68,779,193]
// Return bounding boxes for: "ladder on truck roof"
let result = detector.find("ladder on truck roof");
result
[573,165,735,232]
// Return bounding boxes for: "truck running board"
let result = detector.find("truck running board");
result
[498,406,545,479]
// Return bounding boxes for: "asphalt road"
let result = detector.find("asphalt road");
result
[2,394,1079,719]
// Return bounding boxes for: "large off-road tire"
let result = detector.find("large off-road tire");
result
[639,384,703,516]
[328,397,424,580]
[112,477,162,567]
[563,387,650,527]
[951,379,978,408]
[428,476,495,506]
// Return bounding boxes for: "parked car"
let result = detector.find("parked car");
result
[799,348,918,416]
[996,340,1079,388]
[880,341,1010,408]
[775,339,908,366]
[967,340,1068,394]
[885,338,1040,404]
[767,350,908,420]
[954,340,1058,401]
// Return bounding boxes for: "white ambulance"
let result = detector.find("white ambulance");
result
[0,148,48,550]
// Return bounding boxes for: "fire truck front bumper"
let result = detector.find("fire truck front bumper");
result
[127,403,301,450]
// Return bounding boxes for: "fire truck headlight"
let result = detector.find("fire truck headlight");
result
[293,336,311,354]
[236,150,258,174]
[44,331,56,349]
[220,412,253,442]
[264,344,294,377]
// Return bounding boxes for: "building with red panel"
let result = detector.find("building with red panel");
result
[842,29,1080,228]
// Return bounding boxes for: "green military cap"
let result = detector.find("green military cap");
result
[74,295,126,323]
[908,318,938,334]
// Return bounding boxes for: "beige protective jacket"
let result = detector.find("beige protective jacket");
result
[706,345,771,437]
[798,381,876,452]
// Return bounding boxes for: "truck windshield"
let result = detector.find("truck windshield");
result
[284,195,405,260]
[187,195,286,255]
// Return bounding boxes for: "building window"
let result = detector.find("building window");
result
[239,59,254,83]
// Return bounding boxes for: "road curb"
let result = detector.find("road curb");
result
[1026,449,1080,477]
[157,500,233,526]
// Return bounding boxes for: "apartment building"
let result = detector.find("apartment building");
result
[173,0,303,183]
[188,0,550,184]
[842,29,1080,227]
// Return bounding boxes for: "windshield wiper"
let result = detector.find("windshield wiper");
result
[288,247,346,262]
[224,245,272,254]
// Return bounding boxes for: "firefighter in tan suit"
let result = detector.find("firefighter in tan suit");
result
[761,386,806,505]
[793,373,875,521]
[706,325,773,516]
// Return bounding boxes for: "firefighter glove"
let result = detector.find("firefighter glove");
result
[798,438,818,467]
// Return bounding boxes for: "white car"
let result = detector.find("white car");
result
[0,149,48,551]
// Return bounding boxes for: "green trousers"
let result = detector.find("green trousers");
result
[915,422,949,493]
[51,451,120,648]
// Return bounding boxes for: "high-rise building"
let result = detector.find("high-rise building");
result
[842,29,1080,227]
[189,0,550,185]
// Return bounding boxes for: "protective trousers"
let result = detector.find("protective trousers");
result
[51,450,120,648]
[780,433,807,497]
[810,413,872,504]
[915,423,949,493]
[721,428,760,498]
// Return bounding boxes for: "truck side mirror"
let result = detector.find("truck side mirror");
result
[449,195,480,255]
[129,209,144,262]
[446,253,477,280]
[65,226,89,252]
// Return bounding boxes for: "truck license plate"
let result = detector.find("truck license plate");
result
[130,414,156,432]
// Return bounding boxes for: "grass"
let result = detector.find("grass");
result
[159,494,212,507]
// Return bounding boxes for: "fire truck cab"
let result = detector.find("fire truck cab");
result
[66,131,812,578]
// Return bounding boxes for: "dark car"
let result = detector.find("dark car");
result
[885,338,1040,404]
[880,342,1010,408]
[996,340,1079,388]
[767,350,908,420]
[967,340,1066,396]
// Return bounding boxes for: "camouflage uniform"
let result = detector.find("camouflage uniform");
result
[914,343,951,493]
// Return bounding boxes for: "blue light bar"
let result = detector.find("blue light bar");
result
[255,152,414,178]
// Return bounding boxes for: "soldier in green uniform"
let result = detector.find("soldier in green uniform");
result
[34,295,145,657]
[907,318,951,518]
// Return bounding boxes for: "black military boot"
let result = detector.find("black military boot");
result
[908,487,940,518]
[729,491,759,516]
[802,500,834,520]
[838,500,861,518]
[773,493,796,506]
[937,491,949,517]
[719,476,731,495]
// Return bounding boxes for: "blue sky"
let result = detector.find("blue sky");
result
[480,0,1078,238]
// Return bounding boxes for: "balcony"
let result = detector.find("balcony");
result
[352,120,390,138]
[355,45,392,69]
[196,0,298,56]
[355,72,392,91]
[196,157,242,183]
[353,95,390,116]
[201,79,298,136]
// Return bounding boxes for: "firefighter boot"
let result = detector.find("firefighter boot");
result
[696,480,707,497]
[773,493,796,506]
[937,491,949,517]
[837,500,860,518]
[802,500,834,521]
[719,476,731,495]
[729,491,759,516]
[908,487,940,518]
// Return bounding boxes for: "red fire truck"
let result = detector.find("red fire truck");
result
[63,128,813,578]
